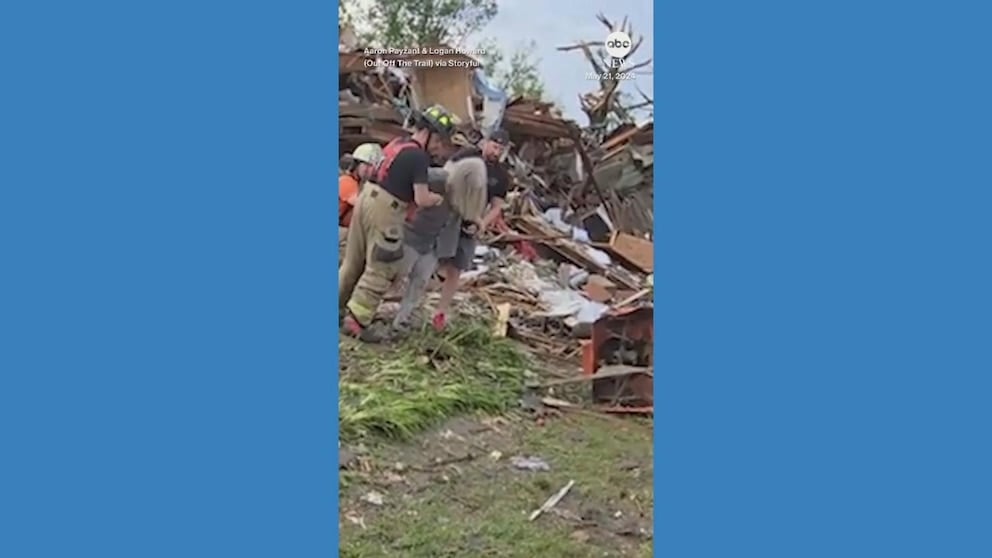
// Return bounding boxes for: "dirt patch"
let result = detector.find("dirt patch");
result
[340,413,653,557]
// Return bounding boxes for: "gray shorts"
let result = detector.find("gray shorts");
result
[436,218,475,271]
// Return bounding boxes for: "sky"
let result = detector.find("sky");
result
[345,0,654,125]
[469,0,654,124]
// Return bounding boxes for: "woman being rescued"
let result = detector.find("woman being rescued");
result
[390,147,489,333]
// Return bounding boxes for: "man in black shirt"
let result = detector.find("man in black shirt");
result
[339,104,455,342]
[432,129,511,330]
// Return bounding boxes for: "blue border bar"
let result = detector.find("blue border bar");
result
[656,1,992,556]
[3,0,339,555]
[3,0,992,556]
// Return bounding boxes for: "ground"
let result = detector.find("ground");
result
[338,318,653,557]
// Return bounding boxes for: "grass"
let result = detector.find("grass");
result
[339,417,654,558]
[339,321,531,441]
[339,321,654,557]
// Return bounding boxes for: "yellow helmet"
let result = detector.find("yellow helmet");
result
[351,143,383,165]
[418,104,457,137]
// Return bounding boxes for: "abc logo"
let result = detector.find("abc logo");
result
[604,31,633,58]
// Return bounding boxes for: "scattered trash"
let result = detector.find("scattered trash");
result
[474,245,492,257]
[344,513,367,529]
[361,491,385,506]
[489,450,503,461]
[511,455,551,472]
[382,472,405,484]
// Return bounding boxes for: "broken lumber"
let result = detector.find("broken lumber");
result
[608,232,653,273]
[493,303,511,337]
[529,480,576,521]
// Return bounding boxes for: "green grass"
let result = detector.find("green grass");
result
[339,322,653,557]
[339,417,654,558]
[339,322,531,441]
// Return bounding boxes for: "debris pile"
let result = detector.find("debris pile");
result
[339,15,654,412]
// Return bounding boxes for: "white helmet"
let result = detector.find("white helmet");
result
[351,143,383,165]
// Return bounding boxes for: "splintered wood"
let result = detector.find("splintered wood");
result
[469,281,574,357]
[608,232,653,273]
[512,216,644,291]
[493,303,511,338]
[529,480,576,521]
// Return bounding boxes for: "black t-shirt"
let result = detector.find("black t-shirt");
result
[485,160,509,202]
[381,143,430,203]
[450,147,509,202]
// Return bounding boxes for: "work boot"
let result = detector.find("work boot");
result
[341,313,387,343]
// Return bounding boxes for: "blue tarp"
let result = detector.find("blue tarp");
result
[472,69,508,137]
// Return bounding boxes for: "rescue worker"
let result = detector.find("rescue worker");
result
[339,104,456,341]
[431,129,510,330]
[392,154,489,330]
[338,143,383,228]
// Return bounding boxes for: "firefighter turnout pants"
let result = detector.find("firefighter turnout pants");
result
[339,184,409,326]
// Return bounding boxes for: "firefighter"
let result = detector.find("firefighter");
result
[339,104,455,342]
[431,129,510,330]
[338,143,383,228]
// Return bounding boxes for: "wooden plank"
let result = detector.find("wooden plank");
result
[338,103,403,121]
[600,125,642,151]
[537,365,652,388]
[613,288,651,309]
[608,232,653,273]
[339,116,372,128]
[493,303,511,338]
[409,67,474,123]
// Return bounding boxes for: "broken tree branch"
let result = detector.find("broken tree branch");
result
[556,41,601,52]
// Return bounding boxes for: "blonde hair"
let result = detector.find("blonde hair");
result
[443,157,488,223]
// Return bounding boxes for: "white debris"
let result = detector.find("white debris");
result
[361,491,385,506]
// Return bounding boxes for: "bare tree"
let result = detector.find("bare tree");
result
[558,13,653,131]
